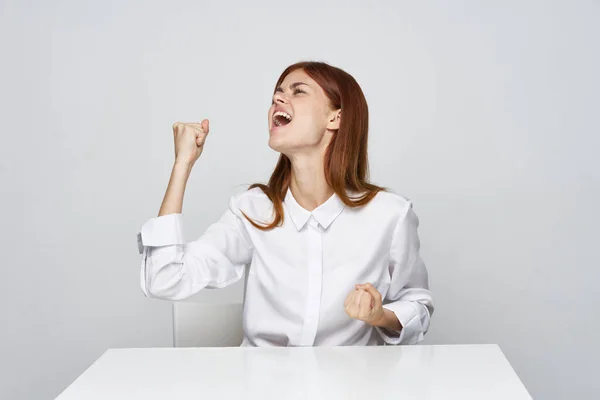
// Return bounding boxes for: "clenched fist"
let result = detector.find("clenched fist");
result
[172,119,210,166]
[344,283,385,326]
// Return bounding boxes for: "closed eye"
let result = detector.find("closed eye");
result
[271,83,308,104]
[274,88,305,94]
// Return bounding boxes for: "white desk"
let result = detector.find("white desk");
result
[56,344,531,399]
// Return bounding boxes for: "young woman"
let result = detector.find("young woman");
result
[137,61,433,347]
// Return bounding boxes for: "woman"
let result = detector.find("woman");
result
[137,61,433,346]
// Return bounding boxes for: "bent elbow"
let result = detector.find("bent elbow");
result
[144,269,192,300]
[141,257,196,300]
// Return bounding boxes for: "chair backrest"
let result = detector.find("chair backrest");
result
[173,302,244,347]
[172,265,248,347]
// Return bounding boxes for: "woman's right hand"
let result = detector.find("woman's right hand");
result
[172,119,210,166]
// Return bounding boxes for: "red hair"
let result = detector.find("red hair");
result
[242,61,387,230]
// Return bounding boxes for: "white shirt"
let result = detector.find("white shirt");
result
[137,187,433,346]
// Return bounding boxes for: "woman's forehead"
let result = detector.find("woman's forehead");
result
[280,69,313,87]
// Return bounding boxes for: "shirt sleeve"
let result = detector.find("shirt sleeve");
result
[375,202,434,345]
[137,195,254,300]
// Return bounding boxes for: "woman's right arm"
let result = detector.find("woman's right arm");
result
[158,120,210,217]
[136,120,254,300]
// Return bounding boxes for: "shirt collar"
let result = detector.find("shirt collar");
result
[284,187,347,231]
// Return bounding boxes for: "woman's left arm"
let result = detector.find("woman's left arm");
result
[376,201,433,344]
[343,201,433,344]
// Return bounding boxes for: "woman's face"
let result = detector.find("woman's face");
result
[268,69,341,155]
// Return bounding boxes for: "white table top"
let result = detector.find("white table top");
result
[56,344,531,400]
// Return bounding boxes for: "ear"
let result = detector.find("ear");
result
[326,109,341,131]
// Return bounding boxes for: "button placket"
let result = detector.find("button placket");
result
[300,216,323,346]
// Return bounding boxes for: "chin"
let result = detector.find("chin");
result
[267,124,318,155]
[268,135,289,153]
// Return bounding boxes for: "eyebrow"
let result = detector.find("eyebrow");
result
[275,82,310,92]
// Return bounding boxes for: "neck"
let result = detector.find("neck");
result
[288,152,334,212]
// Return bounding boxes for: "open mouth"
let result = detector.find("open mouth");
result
[273,111,292,128]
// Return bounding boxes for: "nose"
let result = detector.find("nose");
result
[272,92,287,105]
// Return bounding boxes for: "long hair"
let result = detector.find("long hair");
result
[242,61,387,230]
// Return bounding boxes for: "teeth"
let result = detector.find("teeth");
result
[274,111,292,121]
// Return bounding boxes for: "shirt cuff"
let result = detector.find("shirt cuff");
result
[137,213,186,254]
[375,301,422,345]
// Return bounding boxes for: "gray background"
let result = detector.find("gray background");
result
[1,0,598,399]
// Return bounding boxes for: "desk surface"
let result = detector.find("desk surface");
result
[56,344,530,400]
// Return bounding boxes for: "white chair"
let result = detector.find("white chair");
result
[173,266,248,347]
[173,302,244,347]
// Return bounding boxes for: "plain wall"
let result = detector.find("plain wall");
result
[1,0,598,398]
